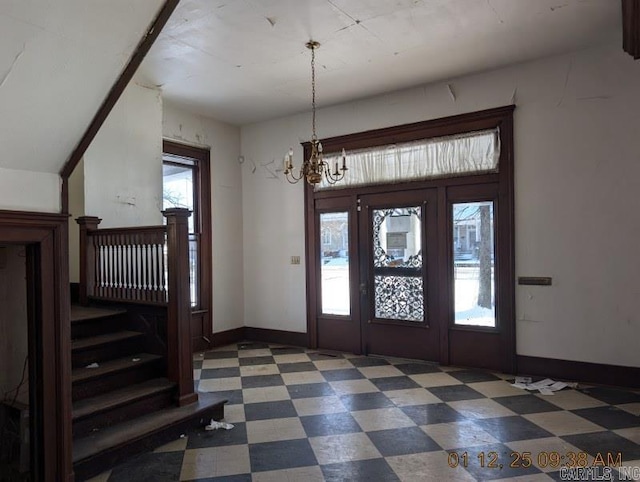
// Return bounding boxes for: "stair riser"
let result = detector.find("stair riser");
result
[72,337,144,368]
[73,362,164,401]
[73,402,225,481]
[73,390,174,438]
[71,315,128,339]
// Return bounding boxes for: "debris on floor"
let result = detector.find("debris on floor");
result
[131,358,141,362]
[511,377,577,395]
[205,420,234,431]
[85,362,99,369]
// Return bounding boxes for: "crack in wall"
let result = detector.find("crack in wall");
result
[0,44,26,90]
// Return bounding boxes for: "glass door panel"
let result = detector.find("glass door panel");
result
[163,159,199,308]
[452,201,496,327]
[320,211,350,316]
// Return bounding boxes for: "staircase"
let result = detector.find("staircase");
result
[70,305,226,480]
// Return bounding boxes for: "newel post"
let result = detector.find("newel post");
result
[76,216,101,306]
[163,208,198,406]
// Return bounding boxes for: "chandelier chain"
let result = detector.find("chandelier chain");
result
[311,43,316,140]
[283,40,347,185]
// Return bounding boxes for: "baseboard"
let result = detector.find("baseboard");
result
[517,355,640,389]
[211,327,245,348]
[244,327,309,347]
[210,326,309,348]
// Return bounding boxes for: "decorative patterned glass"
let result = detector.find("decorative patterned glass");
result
[372,207,422,268]
[374,275,424,322]
[371,206,425,322]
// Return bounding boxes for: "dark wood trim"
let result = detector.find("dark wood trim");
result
[436,186,449,365]
[518,355,640,389]
[0,210,73,481]
[244,327,309,348]
[76,216,101,306]
[163,208,197,406]
[210,328,245,348]
[59,0,180,183]
[304,106,516,372]
[163,140,213,350]
[61,176,69,215]
[304,105,516,155]
[622,0,640,59]
[304,156,317,349]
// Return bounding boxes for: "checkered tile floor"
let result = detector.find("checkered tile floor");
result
[89,342,640,481]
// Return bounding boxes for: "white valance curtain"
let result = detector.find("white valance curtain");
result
[317,128,500,190]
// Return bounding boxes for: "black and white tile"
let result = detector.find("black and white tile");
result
[88,343,640,481]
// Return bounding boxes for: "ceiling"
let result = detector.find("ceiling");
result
[139,0,621,126]
[0,0,164,174]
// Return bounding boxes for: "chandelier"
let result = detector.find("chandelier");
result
[284,40,347,185]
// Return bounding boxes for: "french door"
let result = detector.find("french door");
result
[305,107,515,373]
[312,184,510,370]
[358,189,439,360]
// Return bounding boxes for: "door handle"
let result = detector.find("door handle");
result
[359,283,367,295]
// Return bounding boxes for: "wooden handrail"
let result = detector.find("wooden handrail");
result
[77,209,197,405]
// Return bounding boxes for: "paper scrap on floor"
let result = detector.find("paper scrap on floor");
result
[85,362,99,369]
[205,420,234,431]
[511,377,576,395]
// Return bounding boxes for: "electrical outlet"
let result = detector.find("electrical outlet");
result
[291,256,301,265]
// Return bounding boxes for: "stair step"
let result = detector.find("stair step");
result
[72,353,164,401]
[72,378,176,438]
[73,394,227,481]
[71,305,129,338]
[72,331,143,352]
[73,378,176,420]
[72,353,162,384]
[71,331,146,368]
[71,305,128,323]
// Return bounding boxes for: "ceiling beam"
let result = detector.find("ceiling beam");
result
[60,0,179,181]
[622,0,640,59]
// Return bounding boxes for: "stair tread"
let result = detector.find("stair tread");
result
[72,353,162,383]
[73,378,176,420]
[72,330,143,351]
[71,305,127,323]
[73,394,228,463]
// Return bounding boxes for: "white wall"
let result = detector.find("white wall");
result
[163,102,244,333]
[241,42,640,367]
[84,82,163,228]
[0,167,59,213]
[0,245,29,403]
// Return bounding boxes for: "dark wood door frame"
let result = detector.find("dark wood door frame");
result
[0,210,72,481]
[304,105,515,372]
[163,140,213,352]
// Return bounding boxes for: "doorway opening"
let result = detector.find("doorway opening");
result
[305,106,515,373]
[0,211,72,481]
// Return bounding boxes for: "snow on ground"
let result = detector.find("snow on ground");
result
[320,259,495,327]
